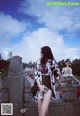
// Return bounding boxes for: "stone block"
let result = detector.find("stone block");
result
[0,79,2,88]
[0,93,2,99]
[2,78,8,88]
[24,100,80,116]
[24,87,31,93]
[24,93,32,102]
[1,93,8,102]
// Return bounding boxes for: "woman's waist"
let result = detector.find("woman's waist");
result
[42,75,51,85]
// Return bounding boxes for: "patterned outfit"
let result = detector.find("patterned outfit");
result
[34,59,60,101]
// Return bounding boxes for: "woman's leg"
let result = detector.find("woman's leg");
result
[37,99,42,116]
[41,91,52,116]
[45,108,49,116]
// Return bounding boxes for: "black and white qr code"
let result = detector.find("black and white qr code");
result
[1,103,13,115]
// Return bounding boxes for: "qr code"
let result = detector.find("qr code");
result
[1,103,13,115]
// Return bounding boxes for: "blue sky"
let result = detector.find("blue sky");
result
[0,0,80,62]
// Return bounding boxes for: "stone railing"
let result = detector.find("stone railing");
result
[56,76,80,101]
[8,56,24,116]
[0,60,9,103]
[23,74,80,116]
[0,77,8,103]
[0,77,9,114]
[1,56,80,116]
[0,56,24,116]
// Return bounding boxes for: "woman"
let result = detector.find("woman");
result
[35,46,60,116]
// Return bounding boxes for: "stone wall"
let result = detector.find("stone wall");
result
[0,59,9,105]
[23,75,80,116]
[0,56,80,116]
[24,100,80,116]
[8,56,24,116]
[24,78,33,103]
[0,56,24,116]
[0,77,9,115]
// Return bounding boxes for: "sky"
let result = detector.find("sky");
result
[0,0,80,62]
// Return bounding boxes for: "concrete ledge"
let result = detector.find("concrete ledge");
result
[24,100,80,116]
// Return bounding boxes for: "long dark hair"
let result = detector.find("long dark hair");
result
[40,46,54,64]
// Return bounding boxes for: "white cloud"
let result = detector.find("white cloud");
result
[5,28,65,62]
[0,14,26,36]
[63,48,80,61]
[13,0,80,62]
[0,13,27,47]
[0,0,80,62]
[1,27,80,62]
[0,48,10,59]
[20,0,80,32]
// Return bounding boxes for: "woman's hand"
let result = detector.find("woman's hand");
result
[38,84,45,92]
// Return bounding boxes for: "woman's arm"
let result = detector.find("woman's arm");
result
[35,77,45,92]
[51,60,61,85]
[34,60,45,91]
